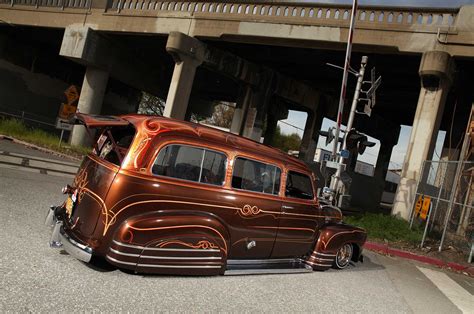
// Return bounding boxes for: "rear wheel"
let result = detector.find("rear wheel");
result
[333,243,353,269]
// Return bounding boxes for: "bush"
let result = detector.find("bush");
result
[344,213,423,245]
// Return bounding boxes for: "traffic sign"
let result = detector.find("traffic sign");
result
[415,195,423,217]
[56,118,73,131]
[420,196,431,220]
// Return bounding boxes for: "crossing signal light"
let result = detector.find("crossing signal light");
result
[345,130,376,155]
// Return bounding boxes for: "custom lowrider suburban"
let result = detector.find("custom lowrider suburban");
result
[45,113,367,275]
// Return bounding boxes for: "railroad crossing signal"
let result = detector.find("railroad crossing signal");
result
[345,129,376,155]
[358,67,382,117]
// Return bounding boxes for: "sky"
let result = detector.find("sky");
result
[278,110,446,169]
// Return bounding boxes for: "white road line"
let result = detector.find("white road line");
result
[417,267,474,313]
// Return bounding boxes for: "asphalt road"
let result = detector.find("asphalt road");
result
[1,164,473,312]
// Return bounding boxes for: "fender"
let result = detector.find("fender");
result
[105,210,230,275]
[306,223,367,270]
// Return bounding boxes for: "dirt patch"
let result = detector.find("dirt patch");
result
[368,238,473,276]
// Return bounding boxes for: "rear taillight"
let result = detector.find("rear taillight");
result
[61,185,74,195]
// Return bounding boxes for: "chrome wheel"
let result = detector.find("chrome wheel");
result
[334,243,353,269]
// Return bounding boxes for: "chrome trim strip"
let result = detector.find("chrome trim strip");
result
[113,240,220,252]
[110,248,221,260]
[311,256,334,262]
[227,258,298,265]
[106,255,137,266]
[312,251,336,257]
[110,247,140,257]
[305,261,331,267]
[225,267,313,276]
[136,263,222,269]
[141,255,222,261]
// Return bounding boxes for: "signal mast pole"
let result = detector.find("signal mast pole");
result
[330,0,358,161]
[328,0,359,202]
[329,56,368,195]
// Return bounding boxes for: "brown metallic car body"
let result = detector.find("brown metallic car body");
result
[46,113,366,275]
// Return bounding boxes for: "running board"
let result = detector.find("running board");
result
[224,258,313,276]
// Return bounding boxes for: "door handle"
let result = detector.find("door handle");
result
[282,205,294,210]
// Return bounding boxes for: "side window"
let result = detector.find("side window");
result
[285,171,314,200]
[232,157,281,195]
[201,150,226,185]
[152,145,226,186]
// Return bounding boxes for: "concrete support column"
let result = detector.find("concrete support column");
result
[242,102,259,140]
[299,110,324,163]
[163,32,205,120]
[392,51,455,220]
[230,85,252,135]
[239,72,275,141]
[374,141,396,181]
[263,113,278,146]
[70,66,109,147]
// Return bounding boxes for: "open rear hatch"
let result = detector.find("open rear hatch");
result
[69,113,130,128]
[65,113,136,237]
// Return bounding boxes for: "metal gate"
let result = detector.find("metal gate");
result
[409,160,474,262]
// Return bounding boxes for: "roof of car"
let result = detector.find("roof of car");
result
[121,114,310,172]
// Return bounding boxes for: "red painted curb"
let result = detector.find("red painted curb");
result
[364,241,474,276]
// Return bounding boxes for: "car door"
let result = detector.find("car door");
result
[227,156,282,259]
[271,170,322,258]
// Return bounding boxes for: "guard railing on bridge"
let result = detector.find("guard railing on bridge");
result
[1,0,458,32]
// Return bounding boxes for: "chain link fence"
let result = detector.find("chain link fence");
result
[409,160,474,262]
[0,105,61,134]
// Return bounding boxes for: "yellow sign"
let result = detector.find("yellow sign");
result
[58,103,77,119]
[58,85,79,119]
[415,195,423,217]
[420,196,431,220]
[64,85,79,106]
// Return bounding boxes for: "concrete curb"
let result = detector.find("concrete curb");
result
[0,134,81,162]
[364,241,474,276]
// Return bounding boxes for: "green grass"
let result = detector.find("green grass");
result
[0,118,90,158]
[345,213,423,245]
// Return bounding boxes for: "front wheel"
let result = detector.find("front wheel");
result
[333,243,353,269]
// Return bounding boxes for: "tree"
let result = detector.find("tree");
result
[137,92,165,116]
[271,125,302,153]
[201,102,235,128]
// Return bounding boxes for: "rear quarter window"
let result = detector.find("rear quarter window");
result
[94,125,136,166]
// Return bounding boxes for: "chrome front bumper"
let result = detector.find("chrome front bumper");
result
[45,206,92,263]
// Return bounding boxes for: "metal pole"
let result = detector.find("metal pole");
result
[329,56,367,196]
[430,161,447,232]
[409,161,426,229]
[421,202,433,248]
[338,56,367,163]
[439,161,463,252]
[331,0,358,161]
[58,129,64,148]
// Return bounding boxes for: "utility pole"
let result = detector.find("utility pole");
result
[331,0,358,161]
[329,56,368,198]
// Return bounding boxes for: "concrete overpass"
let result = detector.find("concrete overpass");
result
[0,1,473,219]
[1,1,473,57]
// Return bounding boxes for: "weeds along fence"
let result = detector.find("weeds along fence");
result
[0,105,62,135]
[409,160,474,262]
